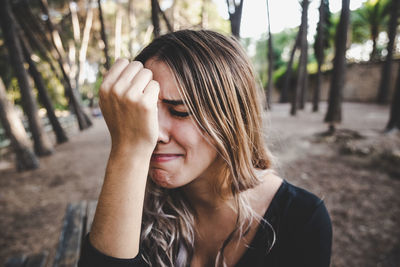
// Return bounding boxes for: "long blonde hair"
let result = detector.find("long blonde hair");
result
[135,30,273,266]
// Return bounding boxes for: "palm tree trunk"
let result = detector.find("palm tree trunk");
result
[292,0,309,114]
[281,32,300,103]
[97,0,111,71]
[313,0,328,112]
[377,0,399,104]
[128,0,136,57]
[386,61,400,131]
[0,0,53,156]
[38,0,92,130]
[115,1,123,59]
[324,0,350,132]
[77,0,94,89]
[0,78,39,171]
[226,0,244,38]
[151,0,161,38]
[18,26,68,144]
[265,0,273,110]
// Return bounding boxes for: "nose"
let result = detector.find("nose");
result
[157,106,170,144]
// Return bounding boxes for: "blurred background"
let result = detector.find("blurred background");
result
[0,0,399,266]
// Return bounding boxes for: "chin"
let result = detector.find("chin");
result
[149,168,176,188]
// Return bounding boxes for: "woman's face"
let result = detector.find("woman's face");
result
[145,59,219,188]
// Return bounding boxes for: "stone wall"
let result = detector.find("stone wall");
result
[271,60,399,103]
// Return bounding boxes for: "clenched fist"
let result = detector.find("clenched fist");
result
[99,59,160,153]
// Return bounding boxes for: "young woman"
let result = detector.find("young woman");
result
[79,30,332,267]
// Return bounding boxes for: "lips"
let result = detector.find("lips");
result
[151,153,183,163]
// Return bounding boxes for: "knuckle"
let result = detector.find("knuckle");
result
[116,58,129,65]
[131,61,143,69]
[141,68,153,79]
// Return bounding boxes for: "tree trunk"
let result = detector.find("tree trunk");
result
[313,0,328,112]
[386,61,400,131]
[0,0,53,156]
[97,0,111,71]
[38,0,92,130]
[0,78,39,171]
[128,0,136,57]
[324,0,350,131]
[265,0,273,110]
[201,0,209,29]
[377,0,399,104]
[281,32,300,103]
[226,0,244,38]
[12,1,64,84]
[292,0,309,115]
[115,1,122,59]
[151,0,161,38]
[77,0,94,89]
[18,26,68,144]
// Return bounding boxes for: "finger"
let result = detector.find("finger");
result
[124,68,153,98]
[142,80,160,105]
[101,59,129,93]
[112,61,143,96]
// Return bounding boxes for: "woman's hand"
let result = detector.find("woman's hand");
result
[89,59,159,258]
[99,58,160,153]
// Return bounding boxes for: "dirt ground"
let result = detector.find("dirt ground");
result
[0,102,399,267]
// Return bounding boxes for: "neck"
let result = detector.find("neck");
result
[181,161,234,217]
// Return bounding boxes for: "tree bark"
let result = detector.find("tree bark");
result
[265,0,273,110]
[128,0,136,57]
[377,0,399,104]
[291,0,309,115]
[313,0,328,112]
[386,61,400,131]
[0,78,39,171]
[151,0,161,38]
[324,0,350,131]
[226,0,244,38]
[18,25,69,144]
[115,1,123,59]
[38,0,92,130]
[77,0,94,89]
[281,32,300,103]
[97,0,111,71]
[0,0,53,156]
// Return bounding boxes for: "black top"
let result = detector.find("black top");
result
[78,180,332,267]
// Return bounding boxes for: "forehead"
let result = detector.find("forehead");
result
[144,59,180,100]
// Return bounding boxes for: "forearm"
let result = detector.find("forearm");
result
[89,146,152,259]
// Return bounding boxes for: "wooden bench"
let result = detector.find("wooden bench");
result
[5,201,97,267]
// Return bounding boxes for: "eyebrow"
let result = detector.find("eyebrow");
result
[162,99,185,105]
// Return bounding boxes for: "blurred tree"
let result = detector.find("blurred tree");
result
[377,0,399,104]
[38,0,92,130]
[0,78,39,171]
[18,28,69,144]
[226,0,244,38]
[313,0,331,112]
[97,0,111,70]
[351,0,390,61]
[324,0,350,132]
[291,0,310,115]
[281,32,300,103]
[265,0,273,110]
[0,0,54,156]
[386,60,400,131]
[151,0,173,38]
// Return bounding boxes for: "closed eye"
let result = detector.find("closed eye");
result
[169,109,190,118]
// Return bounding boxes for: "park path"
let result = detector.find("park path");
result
[0,102,399,267]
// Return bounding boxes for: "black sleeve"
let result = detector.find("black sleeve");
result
[78,234,147,267]
[296,201,332,267]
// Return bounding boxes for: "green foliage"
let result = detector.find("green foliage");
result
[351,0,390,44]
